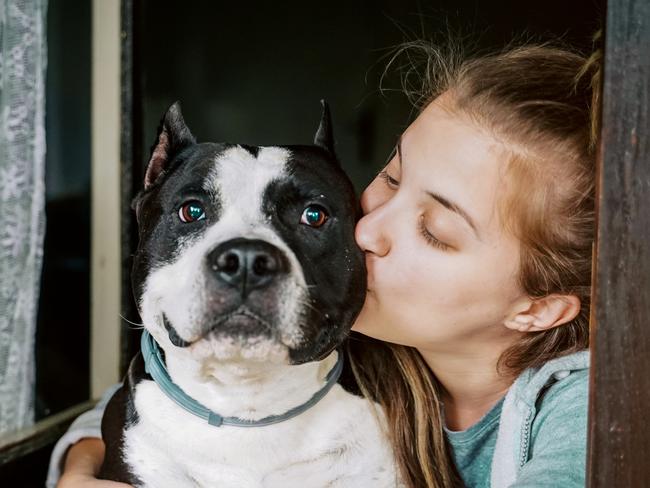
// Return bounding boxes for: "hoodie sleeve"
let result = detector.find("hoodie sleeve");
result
[509,368,588,487]
[45,383,122,488]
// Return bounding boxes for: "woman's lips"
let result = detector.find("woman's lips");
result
[365,259,378,294]
[364,256,378,290]
[365,277,376,293]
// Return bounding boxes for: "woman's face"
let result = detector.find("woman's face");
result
[352,98,526,353]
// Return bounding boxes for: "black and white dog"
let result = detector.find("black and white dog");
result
[99,102,399,487]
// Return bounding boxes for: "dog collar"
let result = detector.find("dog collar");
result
[141,330,344,428]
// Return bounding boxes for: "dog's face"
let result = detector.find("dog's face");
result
[132,103,365,366]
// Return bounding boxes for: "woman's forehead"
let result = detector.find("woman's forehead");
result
[406,99,501,165]
[400,101,508,234]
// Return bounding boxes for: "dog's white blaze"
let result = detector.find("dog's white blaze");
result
[205,146,307,346]
[205,145,288,223]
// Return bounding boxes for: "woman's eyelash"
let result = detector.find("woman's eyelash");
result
[378,170,399,187]
[418,216,450,251]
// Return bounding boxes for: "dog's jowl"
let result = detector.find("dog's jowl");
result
[99,102,400,487]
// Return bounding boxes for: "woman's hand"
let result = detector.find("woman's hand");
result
[57,438,133,488]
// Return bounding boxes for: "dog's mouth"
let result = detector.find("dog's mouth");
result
[162,308,276,348]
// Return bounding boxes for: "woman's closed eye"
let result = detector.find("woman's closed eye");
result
[377,169,451,251]
[418,215,451,251]
[378,169,400,189]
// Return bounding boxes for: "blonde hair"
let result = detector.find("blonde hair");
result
[349,36,602,488]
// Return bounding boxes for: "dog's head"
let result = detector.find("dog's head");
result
[132,102,366,366]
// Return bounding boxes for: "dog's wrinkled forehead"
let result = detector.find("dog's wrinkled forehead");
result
[204,145,289,220]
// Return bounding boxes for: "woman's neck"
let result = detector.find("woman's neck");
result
[417,345,515,431]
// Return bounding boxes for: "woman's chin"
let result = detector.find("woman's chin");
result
[351,306,373,334]
[351,294,395,340]
[351,310,385,339]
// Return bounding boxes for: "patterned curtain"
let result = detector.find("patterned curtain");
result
[0,0,48,434]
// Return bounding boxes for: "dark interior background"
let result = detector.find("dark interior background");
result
[139,0,604,191]
[13,0,602,485]
[36,0,91,421]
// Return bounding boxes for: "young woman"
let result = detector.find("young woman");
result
[49,40,599,488]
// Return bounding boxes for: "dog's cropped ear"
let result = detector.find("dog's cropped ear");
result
[314,99,336,156]
[144,101,196,190]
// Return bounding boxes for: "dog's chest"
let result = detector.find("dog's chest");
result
[123,380,398,488]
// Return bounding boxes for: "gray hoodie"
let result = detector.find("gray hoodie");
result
[491,350,589,487]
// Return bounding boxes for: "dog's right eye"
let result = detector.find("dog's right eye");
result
[178,201,206,223]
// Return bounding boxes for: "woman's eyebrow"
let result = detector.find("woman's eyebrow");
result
[398,134,480,239]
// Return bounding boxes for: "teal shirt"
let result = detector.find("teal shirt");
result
[444,359,589,488]
[446,398,504,488]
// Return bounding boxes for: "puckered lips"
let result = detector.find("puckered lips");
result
[162,307,275,348]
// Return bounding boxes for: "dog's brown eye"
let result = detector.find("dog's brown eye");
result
[178,201,205,223]
[300,205,328,228]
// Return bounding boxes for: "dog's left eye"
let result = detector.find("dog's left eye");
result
[178,201,206,223]
[300,205,328,228]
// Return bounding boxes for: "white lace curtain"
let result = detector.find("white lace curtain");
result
[0,0,48,434]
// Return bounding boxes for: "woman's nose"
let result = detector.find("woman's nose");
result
[355,187,391,257]
[360,179,385,215]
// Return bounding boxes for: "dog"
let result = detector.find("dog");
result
[99,102,400,487]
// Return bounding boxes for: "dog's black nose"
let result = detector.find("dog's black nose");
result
[207,238,288,296]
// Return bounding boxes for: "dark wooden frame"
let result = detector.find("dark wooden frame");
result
[587,0,650,485]
[0,401,95,466]
[119,0,145,376]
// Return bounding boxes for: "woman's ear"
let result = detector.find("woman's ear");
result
[504,294,581,333]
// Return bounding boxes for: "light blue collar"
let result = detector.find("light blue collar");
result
[141,330,344,427]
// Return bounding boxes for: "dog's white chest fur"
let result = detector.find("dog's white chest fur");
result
[123,380,399,487]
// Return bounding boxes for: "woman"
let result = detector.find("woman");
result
[50,40,599,488]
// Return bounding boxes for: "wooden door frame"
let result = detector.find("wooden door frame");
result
[588,0,650,485]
